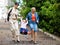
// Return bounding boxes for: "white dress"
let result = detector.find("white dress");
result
[9,7,19,35]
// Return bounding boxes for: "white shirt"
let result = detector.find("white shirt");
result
[20,18,28,29]
[9,7,19,20]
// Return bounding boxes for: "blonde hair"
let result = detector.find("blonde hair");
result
[31,7,36,11]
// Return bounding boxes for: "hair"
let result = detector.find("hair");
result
[31,7,36,11]
[15,2,19,6]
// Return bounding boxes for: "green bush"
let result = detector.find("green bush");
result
[20,7,30,19]
[21,0,60,36]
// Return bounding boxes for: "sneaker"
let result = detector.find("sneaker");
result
[17,40,20,43]
[34,41,37,44]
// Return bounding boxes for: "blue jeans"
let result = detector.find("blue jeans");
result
[29,23,38,32]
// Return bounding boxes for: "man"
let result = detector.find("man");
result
[8,2,20,42]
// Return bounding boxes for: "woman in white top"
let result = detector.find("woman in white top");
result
[8,2,20,42]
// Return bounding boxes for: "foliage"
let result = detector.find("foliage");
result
[12,0,16,3]
[20,6,30,19]
[6,0,16,9]
[21,0,60,36]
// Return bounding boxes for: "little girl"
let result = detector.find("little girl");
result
[20,17,31,35]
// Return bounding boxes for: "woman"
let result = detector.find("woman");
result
[26,7,39,43]
[8,2,20,42]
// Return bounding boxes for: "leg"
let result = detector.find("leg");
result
[34,24,38,43]
[29,24,34,41]
[34,32,37,43]
[15,21,20,42]
[32,30,35,41]
[16,30,20,42]
[5,18,6,22]
[28,31,31,35]
[10,21,16,41]
[16,35,20,42]
[11,30,16,41]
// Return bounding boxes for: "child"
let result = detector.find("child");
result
[20,17,31,35]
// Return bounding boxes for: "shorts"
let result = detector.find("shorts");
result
[20,28,28,35]
[29,23,38,32]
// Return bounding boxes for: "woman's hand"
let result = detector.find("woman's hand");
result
[25,20,27,23]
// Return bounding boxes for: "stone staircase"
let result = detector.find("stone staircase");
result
[0,20,10,30]
[0,19,60,45]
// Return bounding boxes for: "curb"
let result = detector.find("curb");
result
[39,29,60,42]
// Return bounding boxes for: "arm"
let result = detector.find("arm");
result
[20,17,23,22]
[26,14,29,21]
[15,15,17,19]
[15,10,19,19]
[36,12,39,23]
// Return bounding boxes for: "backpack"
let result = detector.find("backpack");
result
[7,9,12,21]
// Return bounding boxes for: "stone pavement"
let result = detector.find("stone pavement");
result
[0,20,60,45]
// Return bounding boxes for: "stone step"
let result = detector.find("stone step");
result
[0,19,10,28]
[0,20,60,45]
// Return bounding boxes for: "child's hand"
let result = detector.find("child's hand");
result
[25,20,27,23]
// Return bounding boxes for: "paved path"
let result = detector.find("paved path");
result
[0,20,60,45]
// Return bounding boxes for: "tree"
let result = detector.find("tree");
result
[21,0,60,36]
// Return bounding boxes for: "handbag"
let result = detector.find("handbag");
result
[7,9,12,21]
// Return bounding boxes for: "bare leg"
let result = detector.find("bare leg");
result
[34,32,37,43]
[33,30,35,41]
[31,30,34,41]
